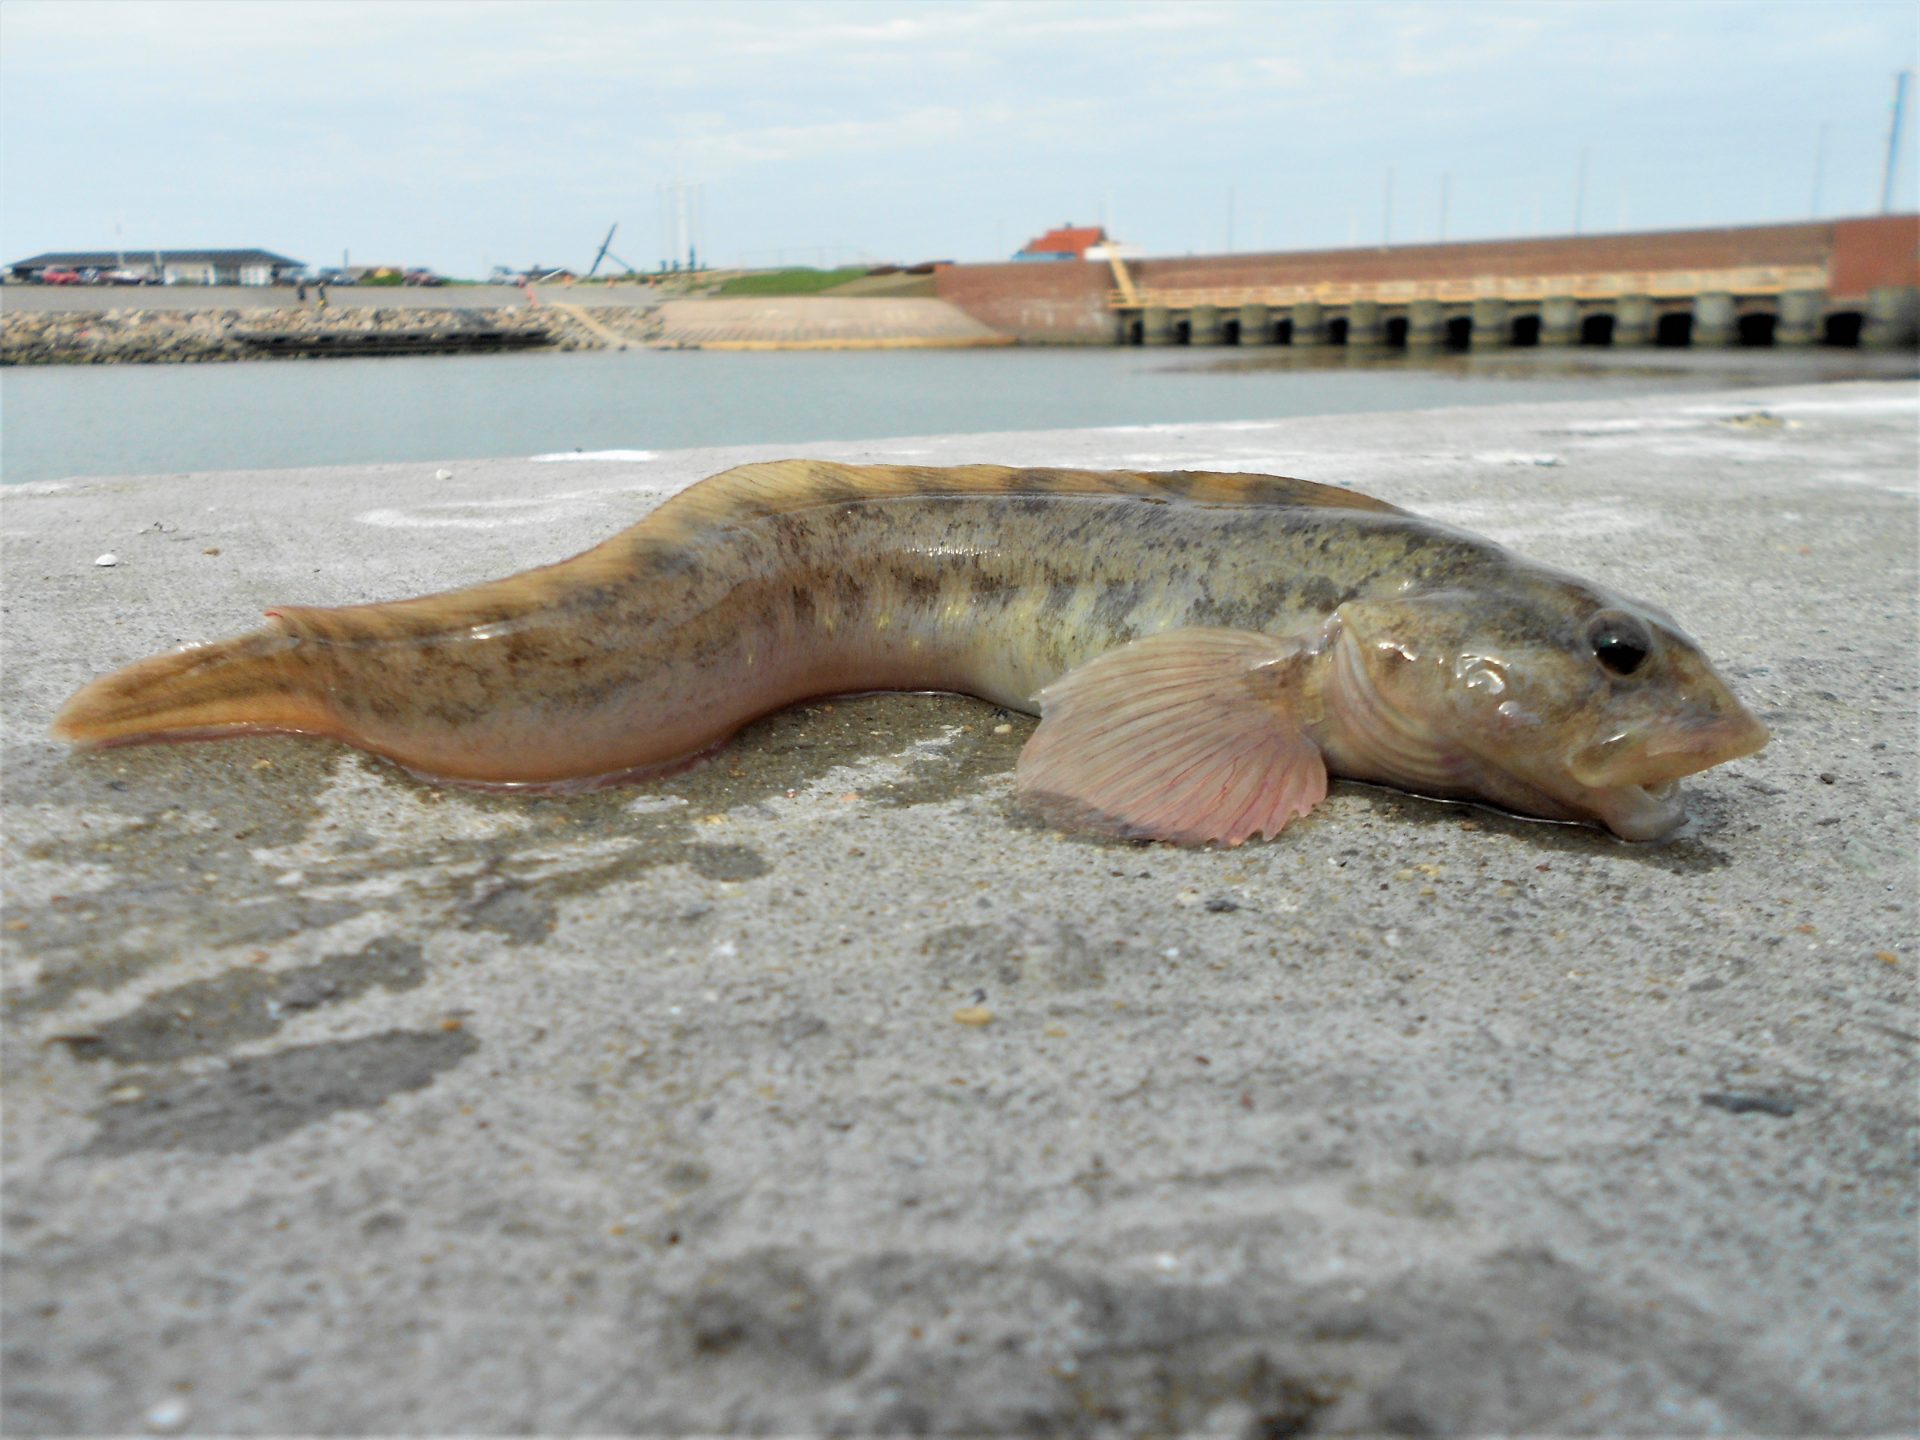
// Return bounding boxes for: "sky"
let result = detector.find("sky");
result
[2,0,1915,277]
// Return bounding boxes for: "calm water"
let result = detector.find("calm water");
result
[0,345,1889,485]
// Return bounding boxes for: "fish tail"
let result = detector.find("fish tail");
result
[51,625,332,749]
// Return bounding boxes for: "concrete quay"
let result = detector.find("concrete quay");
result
[3,383,1915,1434]
[654,296,1009,349]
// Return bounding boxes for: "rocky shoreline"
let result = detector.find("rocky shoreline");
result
[0,304,662,365]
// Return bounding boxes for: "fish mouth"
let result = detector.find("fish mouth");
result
[1563,708,1767,840]
[1581,779,1688,842]
[1571,710,1771,791]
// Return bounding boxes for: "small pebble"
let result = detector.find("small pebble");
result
[94,553,118,567]
[144,1398,190,1432]
[202,546,221,556]
[434,468,454,480]
[107,1084,144,1104]
[952,1005,994,1026]
[992,723,1012,735]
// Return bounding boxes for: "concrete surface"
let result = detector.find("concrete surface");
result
[654,297,1007,349]
[2,383,1915,1436]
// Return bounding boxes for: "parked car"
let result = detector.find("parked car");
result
[102,268,157,285]
[402,269,445,287]
[39,267,82,285]
[310,268,357,287]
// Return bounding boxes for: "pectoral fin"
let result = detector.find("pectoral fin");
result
[1015,628,1328,847]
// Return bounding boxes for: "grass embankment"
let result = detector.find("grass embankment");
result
[715,267,869,297]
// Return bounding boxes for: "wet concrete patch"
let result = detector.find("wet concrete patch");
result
[84,1027,477,1155]
[50,937,424,1066]
[684,844,772,882]
[9,695,1005,1019]
[920,920,1111,992]
[814,695,1030,810]
[5,895,362,1020]
[4,740,344,1015]
[460,875,558,945]
[649,1240,1828,1436]
[661,1248,1342,1434]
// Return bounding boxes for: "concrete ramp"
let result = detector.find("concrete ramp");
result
[656,296,1010,349]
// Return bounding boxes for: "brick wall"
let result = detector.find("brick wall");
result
[935,218,1920,340]
[1829,215,1920,299]
[1131,223,1839,290]
[933,261,1114,343]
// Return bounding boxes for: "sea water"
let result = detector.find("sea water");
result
[1,344,1898,485]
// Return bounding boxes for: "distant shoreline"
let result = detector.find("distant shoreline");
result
[0,304,612,365]
[0,292,1012,364]
[4,286,1914,370]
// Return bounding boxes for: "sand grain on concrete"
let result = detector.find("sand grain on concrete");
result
[2,384,1915,1435]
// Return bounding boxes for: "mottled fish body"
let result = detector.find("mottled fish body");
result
[53,461,1768,844]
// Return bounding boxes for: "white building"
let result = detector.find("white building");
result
[5,248,306,285]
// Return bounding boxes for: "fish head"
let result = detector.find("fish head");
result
[1325,577,1769,841]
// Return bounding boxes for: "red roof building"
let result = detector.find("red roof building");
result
[1013,224,1107,262]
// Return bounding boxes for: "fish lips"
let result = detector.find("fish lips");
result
[1580,780,1690,843]
[1554,707,1768,841]
[1569,709,1772,793]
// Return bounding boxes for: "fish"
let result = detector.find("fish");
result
[51,460,1769,845]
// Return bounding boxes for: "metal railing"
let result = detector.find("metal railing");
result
[1109,265,1830,310]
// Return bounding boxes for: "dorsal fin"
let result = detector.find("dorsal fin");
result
[639,460,1402,536]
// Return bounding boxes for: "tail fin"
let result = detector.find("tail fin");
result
[51,625,332,749]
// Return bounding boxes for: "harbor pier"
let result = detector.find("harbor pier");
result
[936,215,1920,352]
[1125,262,1853,352]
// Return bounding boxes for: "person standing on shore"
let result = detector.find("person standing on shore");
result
[297,280,307,303]
[316,282,327,309]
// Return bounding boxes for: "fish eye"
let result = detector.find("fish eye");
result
[1588,611,1653,676]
